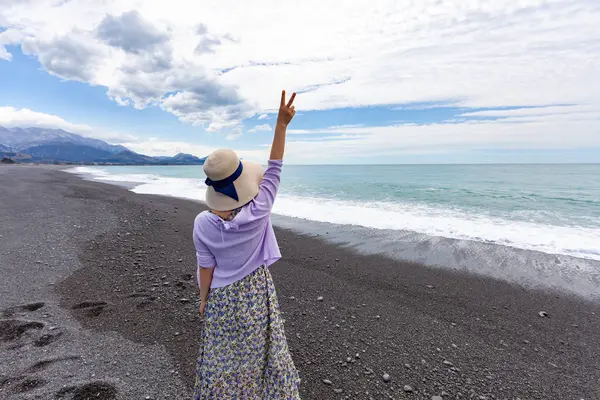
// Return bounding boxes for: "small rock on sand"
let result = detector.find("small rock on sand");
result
[539,311,549,317]
[323,379,332,385]
[403,385,414,392]
[382,373,391,382]
[317,296,324,301]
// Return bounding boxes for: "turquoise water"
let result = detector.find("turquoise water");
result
[71,164,600,261]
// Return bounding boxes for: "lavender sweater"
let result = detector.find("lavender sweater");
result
[192,160,283,288]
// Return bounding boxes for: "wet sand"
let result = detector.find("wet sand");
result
[1,166,599,399]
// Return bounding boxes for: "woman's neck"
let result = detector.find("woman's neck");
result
[210,209,232,220]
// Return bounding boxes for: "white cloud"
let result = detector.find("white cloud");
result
[0,105,266,159]
[248,124,271,133]
[281,109,600,164]
[1,0,600,159]
[257,114,269,120]
[0,106,137,143]
[122,137,267,162]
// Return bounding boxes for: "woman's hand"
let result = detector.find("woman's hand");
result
[276,90,296,127]
[270,90,296,160]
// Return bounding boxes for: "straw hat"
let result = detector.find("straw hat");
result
[203,149,264,211]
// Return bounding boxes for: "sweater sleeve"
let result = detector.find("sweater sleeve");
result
[193,215,216,269]
[248,160,282,219]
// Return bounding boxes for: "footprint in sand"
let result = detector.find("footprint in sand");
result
[33,330,63,347]
[13,377,47,393]
[3,301,46,318]
[127,293,157,309]
[54,381,118,400]
[0,376,47,395]
[27,356,81,373]
[0,319,45,343]
[0,318,63,349]
[71,301,108,318]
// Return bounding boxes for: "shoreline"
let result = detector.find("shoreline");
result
[68,165,600,301]
[2,166,600,399]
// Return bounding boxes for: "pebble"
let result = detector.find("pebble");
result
[177,258,183,262]
[403,385,414,393]
[179,298,190,303]
[426,285,434,289]
[322,379,332,385]
[443,360,454,366]
[317,296,324,301]
[538,311,549,317]
[334,388,343,394]
[382,373,391,382]
[432,396,443,400]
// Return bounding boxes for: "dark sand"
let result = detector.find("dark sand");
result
[1,166,600,400]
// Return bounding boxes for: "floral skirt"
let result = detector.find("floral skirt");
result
[193,265,301,399]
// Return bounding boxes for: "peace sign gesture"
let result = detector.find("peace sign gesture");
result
[277,90,297,127]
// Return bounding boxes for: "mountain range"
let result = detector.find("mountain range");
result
[0,127,206,165]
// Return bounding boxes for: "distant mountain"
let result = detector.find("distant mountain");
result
[155,153,208,165]
[0,126,207,165]
[23,143,113,163]
[97,150,159,165]
[0,127,127,154]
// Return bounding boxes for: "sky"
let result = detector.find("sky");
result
[0,0,599,164]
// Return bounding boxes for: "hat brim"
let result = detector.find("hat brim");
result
[205,161,265,211]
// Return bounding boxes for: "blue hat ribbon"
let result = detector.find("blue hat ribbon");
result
[205,161,243,201]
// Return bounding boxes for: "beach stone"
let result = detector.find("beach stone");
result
[382,373,391,382]
[317,296,324,301]
[179,298,190,303]
[334,388,343,394]
[443,360,454,366]
[403,385,414,392]
[323,379,332,385]
[539,311,549,317]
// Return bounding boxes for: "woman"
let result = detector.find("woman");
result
[192,90,300,399]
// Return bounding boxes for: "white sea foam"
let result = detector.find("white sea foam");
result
[68,167,600,262]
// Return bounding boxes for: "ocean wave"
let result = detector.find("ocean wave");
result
[68,167,600,262]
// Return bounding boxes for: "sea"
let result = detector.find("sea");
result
[69,164,600,299]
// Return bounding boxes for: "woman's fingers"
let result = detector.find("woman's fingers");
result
[280,90,286,108]
[287,92,296,108]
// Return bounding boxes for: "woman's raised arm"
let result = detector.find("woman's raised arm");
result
[269,90,296,161]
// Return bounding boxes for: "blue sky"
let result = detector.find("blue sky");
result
[1,1,599,164]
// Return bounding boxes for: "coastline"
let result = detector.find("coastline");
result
[1,166,599,399]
